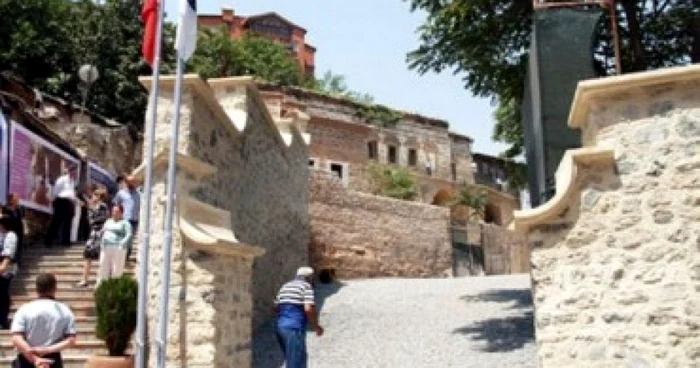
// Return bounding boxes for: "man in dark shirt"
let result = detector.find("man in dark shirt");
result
[274,267,324,368]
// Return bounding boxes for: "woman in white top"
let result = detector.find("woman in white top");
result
[0,216,18,329]
[96,205,132,287]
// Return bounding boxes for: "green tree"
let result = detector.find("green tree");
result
[368,163,418,200]
[0,0,159,127]
[0,0,76,94]
[449,185,488,221]
[405,0,697,158]
[189,27,303,86]
[311,70,375,104]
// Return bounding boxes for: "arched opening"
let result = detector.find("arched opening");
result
[318,268,336,284]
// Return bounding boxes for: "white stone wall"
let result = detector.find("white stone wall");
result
[522,71,700,367]
[140,77,309,367]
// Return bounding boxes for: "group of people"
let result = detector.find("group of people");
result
[2,164,325,367]
[0,171,141,331]
[76,174,141,288]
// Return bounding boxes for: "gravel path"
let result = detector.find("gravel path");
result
[254,274,536,368]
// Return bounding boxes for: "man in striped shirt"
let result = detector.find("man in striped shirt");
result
[274,266,324,368]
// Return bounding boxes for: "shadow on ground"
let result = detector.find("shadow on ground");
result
[460,288,533,310]
[453,311,534,352]
[252,282,344,368]
[454,288,535,352]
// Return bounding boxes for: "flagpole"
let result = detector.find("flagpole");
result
[155,54,185,368]
[135,0,165,367]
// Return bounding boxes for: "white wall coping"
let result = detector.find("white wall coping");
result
[568,64,700,129]
[511,147,615,234]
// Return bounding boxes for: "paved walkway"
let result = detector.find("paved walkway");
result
[254,274,536,368]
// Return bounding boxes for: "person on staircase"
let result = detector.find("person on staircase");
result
[96,204,132,287]
[76,188,109,288]
[2,193,25,266]
[113,175,140,262]
[11,273,77,368]
[0,216,19,330]
[44,167,77,248]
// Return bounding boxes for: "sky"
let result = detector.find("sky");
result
[165,0,509,156]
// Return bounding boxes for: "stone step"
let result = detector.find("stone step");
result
[0,341,109,357]
[0,327,97,340]
[6,313,97,325]
[10,302,94,317]
[20,260,94,268]
[19,269,135,277]
[11,275,99,289]
[22,254,85,263]
[12,293,94,305]
[0,355,91,368]
[23,246,86,255]
[10,288,96,298]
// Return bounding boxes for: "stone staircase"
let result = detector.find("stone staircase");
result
[1,244,135,367]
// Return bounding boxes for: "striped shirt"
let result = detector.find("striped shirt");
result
[275,279,315,330]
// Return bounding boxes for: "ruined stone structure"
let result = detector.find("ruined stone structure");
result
[257,84,477,199]
[309,169,452,278]
[257,83,529,278]
[136,75,309,367]
[513,65,700,367]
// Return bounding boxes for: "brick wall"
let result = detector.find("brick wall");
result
[309,170,452,278]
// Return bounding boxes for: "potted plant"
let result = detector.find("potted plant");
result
[86,276,138,368]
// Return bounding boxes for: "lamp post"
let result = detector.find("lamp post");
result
[78,64,99,118]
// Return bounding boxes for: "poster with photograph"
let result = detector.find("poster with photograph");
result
[88,162,117,195]
[9,124,81,213]
[0,115,8,206]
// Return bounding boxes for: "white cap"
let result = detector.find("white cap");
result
[296,266,314,277]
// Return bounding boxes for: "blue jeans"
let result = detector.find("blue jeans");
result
[275,326,307,368]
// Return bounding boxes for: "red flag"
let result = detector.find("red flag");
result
[141,0,158,66]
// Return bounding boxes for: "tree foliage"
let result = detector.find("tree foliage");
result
[0,0,160,127]
[189,27,304,86]
[94,276,138,356]
[368,163,418,200]
[406,0,698,158]
[0,1,387,130]
[449,185,488,220]
[310,70,375,104]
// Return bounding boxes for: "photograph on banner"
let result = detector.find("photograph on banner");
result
[88,162,117,195]
[9,123,81,213]
[0,114,8,206]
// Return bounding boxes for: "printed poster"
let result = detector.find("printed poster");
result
[0,115,8,206]
[9,124,81,213]
[88,162,117,195]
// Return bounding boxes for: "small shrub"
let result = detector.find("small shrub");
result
[94,276,138,356]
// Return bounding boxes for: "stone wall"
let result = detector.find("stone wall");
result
[43,114,142,177]
[309,169,452,278]
[138,75,309,367]
[514,65,700,367]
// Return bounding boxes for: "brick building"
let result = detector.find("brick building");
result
[258,84,472,189]
[198,7,316,76]
[255,83,523,226]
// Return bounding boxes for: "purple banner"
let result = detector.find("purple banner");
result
[9,124,81,213]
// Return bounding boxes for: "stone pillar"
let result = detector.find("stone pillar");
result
[513,65,700,367]
[134,74,267,367]
[134,151,264,368]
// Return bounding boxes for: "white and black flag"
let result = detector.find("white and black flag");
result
[175,0,197,61]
